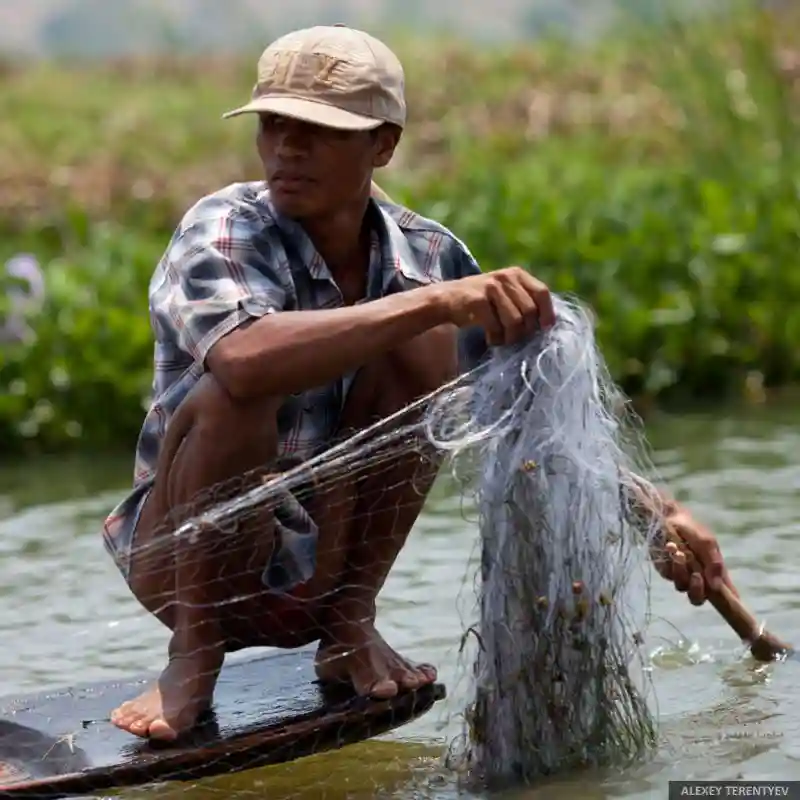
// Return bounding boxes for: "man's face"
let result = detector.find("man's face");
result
[256,113,400,219]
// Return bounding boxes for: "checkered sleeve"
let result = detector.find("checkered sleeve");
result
[151,202,289,366]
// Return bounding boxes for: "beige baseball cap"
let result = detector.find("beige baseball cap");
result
[222,25,406,131]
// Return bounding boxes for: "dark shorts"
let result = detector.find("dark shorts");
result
[102,472,321,595]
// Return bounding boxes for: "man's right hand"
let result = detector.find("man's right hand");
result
[436,267,556,347]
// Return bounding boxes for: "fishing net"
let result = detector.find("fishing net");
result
[434,297,663,789]
[0,293,671,799]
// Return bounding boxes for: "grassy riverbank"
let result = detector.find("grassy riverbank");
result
[2,4,800,453]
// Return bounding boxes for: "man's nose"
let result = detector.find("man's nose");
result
[274,122,313,156]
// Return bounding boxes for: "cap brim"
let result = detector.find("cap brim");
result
[222,95,384,131]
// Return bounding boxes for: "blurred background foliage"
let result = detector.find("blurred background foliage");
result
[1,0,799,454]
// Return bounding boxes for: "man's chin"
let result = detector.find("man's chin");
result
[269,193,318,220]
[267,181,318,216]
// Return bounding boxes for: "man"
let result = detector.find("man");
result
[102,24,737,742]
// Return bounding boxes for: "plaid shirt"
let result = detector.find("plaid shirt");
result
[102,181,484,588]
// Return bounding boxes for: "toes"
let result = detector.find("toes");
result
[148,718,180,741]
[394,667,423,691]
[351,660,396,698]
[368,677,399,699]
[110,701,134,723]
[110,703,138,728]
[315,633,437,700]
[128,717,153,737]
[110,704,152,738]
[111,706,180,741]
[389,660,437,692]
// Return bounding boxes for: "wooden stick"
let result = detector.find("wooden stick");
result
[629,473,793,662]
[661,521,794,662]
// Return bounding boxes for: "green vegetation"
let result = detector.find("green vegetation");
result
[1,4,799,454]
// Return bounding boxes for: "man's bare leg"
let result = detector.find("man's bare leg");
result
[312,323,458,698]
[110,323,457,738]
[313,448,442,698]
[110,374,292,741]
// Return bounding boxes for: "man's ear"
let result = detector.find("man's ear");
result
[371,123,402,169]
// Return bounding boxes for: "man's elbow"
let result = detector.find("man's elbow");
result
[205,341,256,400]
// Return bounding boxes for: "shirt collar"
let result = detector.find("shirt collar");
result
[258,188,433,293]
[372,199,433,292]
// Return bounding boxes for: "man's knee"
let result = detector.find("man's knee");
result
[188,372,282,441]
[341,324,458,432]
[387,323,459,402]
[145,372,285,521]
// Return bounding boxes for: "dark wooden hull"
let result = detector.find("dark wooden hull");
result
[0,646,446,799]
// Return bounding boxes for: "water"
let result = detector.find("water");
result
[2,399,800,799]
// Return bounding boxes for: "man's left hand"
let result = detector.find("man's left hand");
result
[654,507,739,606]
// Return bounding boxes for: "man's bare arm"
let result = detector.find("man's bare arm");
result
[206,265,552,399]
[207,285,449,399]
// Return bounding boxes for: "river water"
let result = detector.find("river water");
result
[2,399,800,799]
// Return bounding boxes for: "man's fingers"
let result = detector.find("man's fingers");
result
[474,305,504,347]
[672,564,691,592]
[684,535,724,593]
[653,549,671,580]
[660,541,677,580]
[486,282,526,345]
[662,515,736,607]
[668,543,691,592]
[704,555,724,593]
[687,572,706,606]
[521,274,555,329]
[473,268,556,345]
[502,280,540,338]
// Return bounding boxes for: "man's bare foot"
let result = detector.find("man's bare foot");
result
[110,648,224,741]
[314,621,436,699]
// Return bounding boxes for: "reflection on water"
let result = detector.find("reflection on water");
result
[121,742,456,800]
[2,399,800,798]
